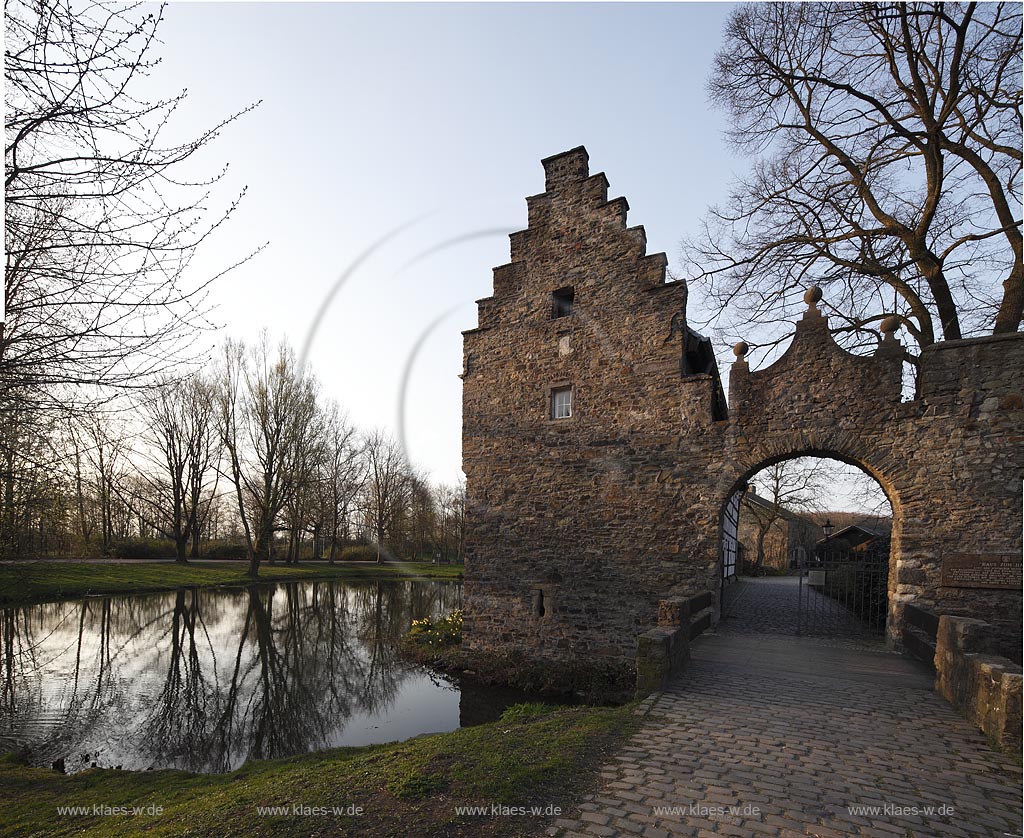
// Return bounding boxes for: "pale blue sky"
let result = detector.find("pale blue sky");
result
[148,2,745,485]
[140,2,886,510]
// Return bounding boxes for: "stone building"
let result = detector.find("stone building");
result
[460,146,1024,691]
[736,491,820,571]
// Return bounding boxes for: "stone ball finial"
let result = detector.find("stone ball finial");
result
[880,315,900,336]
[804,286,823,306]
[733,341,749,359]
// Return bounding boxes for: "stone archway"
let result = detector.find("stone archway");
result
[717,450,897,640]
[704,288,921,646]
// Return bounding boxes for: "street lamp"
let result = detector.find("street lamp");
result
[822,519,834,557]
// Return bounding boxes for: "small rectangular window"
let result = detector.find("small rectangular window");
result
[552,287,574,319]
[551,386,572,419]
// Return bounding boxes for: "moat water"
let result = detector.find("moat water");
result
[0,578,535,774]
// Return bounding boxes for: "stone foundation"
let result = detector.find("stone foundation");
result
[934,615,1023,754]
[635,592,714,695]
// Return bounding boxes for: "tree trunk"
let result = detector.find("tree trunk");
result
[190,525,201,559]
[994,262,1024,334]
[755,526,768,574]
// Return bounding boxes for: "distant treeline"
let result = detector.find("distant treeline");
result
[1,335,465,573]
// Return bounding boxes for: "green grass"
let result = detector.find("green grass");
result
[0,560,463,607]
[0,703,638,837]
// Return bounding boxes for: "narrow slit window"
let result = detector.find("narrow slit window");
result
[552,287,574,319]
[551,386,572,419]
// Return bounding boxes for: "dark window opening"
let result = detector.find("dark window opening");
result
[682,330,715,376]
[681,327,729,422]
[552,287,574,318]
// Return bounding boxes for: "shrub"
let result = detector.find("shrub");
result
[406,609,463,648]
[339,544,379,562]
[202,542,250,561]
[498,702,553,724]
[108,538,177,560]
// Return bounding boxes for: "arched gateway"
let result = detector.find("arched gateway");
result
[460,147,1023,694]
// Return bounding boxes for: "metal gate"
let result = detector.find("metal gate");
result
[797,547,889,637]
[721,491,741,582]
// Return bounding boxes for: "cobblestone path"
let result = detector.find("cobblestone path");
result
[547,584,1022,838]
[721,575,873,640]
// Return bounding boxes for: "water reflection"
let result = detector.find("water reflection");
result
[0,579,481,773]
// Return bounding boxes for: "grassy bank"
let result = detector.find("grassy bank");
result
[0,561,463,607]
[0,703,639,837]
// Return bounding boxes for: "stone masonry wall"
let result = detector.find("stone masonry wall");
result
[461,146,1024,688]
[935,614,1022,753]
[462,147,713,668]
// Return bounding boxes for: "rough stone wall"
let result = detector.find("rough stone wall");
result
[934,614,1022,754]
[461,146,1024,686]
[462,147,715,666]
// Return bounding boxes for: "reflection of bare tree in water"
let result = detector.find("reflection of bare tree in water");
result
[246,585,324,761]
[137,589,218,771]
[49,599,118,766]
[210,583,369,770]
[0,599,115,768]
[55,598,158,768]
[5,595,182,769]
[309,581,366,731]
[355,581,402,710]
[1,607,35,718]
[408,578,463,621]
[2,579,464,773]
[354,579,460,711]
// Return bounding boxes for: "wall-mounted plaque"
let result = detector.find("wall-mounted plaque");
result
[940,553,1022,590]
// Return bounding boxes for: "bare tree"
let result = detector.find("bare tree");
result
[405,475,437,561]
[213,339,258,572]
[186,378,221,559]
[361,431,412,564]
[686,2,1022,364]
[73,414,133,552]
[3,0,260,415]
[282,399,326,564]
[434,480,466,562]
[320,403,364,563]
[744,459,830,573]
[0,404,63,557]
[213,335,317,577]
[130,375,220,563]
[1,0,259,559]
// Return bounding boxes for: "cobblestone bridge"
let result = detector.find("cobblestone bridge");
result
[548,578,1022,838]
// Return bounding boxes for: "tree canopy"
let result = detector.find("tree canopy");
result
[686,2,1022,361]
[3,0,259,416]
